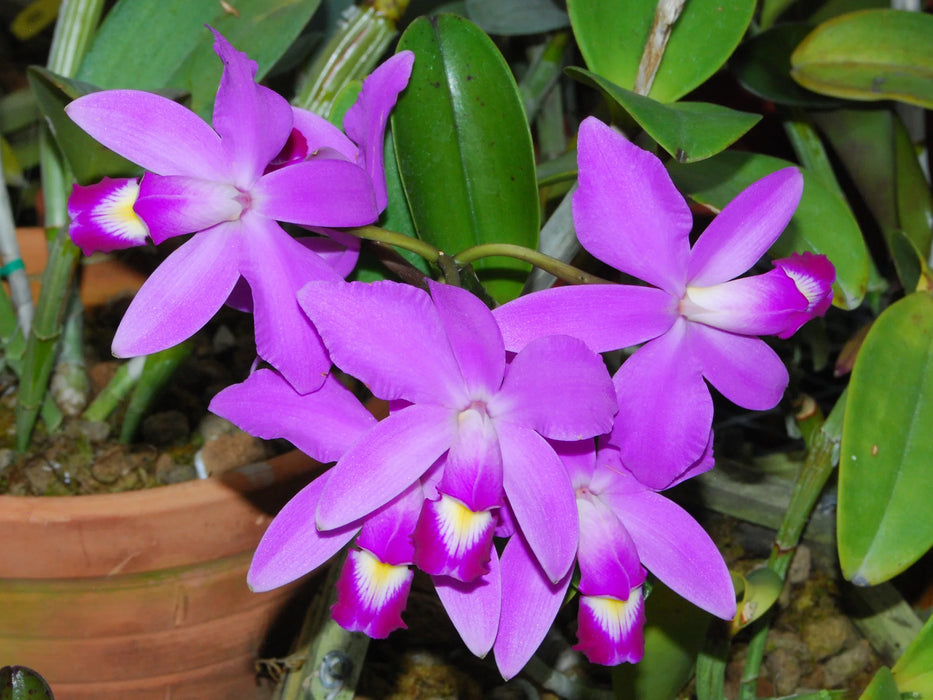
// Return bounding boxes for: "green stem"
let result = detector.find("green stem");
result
[349,224,442,263]
[14,0,104,450]
[120,341,194,444]
[83,356,145,424]
[0,162,32,333]
[454,243,612,285]
[348,226,613,286]
[293,0,410,117]
[738,393,845,699]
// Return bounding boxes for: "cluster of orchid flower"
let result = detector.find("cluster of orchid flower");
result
[65,31,835,678]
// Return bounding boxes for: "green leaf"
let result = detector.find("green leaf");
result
[392,15,539,303]
[813,108,933,292]
[0,666,54,700]
[791,9,933,109]
[731,24,843,108]
[667,151,869,310]
[808,0,888,25]
[27,66,140,184]
[839,292,933,585]
[567,67,761,163]
[731,567,783,632]
[858,667,901,700]
[892,611,933,697]
[612,583,710,700]
[465,0,569,35]
[77,0,321,119]
[567,0,755,103]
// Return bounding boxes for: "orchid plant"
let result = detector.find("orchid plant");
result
[4,0,933,697]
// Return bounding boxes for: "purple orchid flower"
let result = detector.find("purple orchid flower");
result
[211,279,615,655]
[67,177,147,254]
[294,278,617,591]
[494,438,735,676]
[65,29,413,394]
[494,116,835,489]
[209,367,413,638]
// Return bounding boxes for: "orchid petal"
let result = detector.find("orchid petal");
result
[689,324,789,410]
[135,174,242,244]
[493,284,676,353]
[576,498,644,597]
[494,534,572,680]
[772,253,835,338]
[112,223,239,357]
[238,215,341,394]
[413,495,496,581]
[67,178,148,254]
[343,51,415,211]
[683,268,808,336]
[434,547,501,657]
[498,423,577,582]
[427,280,505,398]
[356,483,423,565]
[247,474,359,592]
[253,159,378,227]
[209,29,293,186]
[608,490,736,619]
[298,230,361,278]
[612,320,712,489]
[66,90,227,180]
[687,168,803,286]
[490,335,616,440]
[332,548,413,638]
[574,117,691,295]
[575,587,646,665]
[316,403,456,529]
[552,438,598,489]
[443,407,503,511]
[297,280,468,406]
[290,107,357,161]
[597,420,714,491]
[209,369,375,463]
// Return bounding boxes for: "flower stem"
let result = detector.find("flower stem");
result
[293,0,410,118]
[348,226,612,287]
[738,391,845,699]
[349,225,442,263]
[454,243,612,285]
[14,0,104,451]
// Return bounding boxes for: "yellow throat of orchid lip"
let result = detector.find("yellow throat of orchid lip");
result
[96,180,149,242]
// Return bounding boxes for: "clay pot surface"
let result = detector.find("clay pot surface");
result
[0,450,322,699]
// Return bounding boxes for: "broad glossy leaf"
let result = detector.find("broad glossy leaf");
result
[392,15,539,303]
[667,151,869,310]
[814,109,933,292]
[27,67,140,185]
[839,292,933,585]
[465,0,569,35]
[0,666,54,700]
[77,0,321,119]
[858,667,900,700]
[809,0,887,24]
[892,612,933,697]
[791,9,933,109]
[731,24,843,108]
[568,67,761,163]
[611,583,710,700]
[567,0,755,103]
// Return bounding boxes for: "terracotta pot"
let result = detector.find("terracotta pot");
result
[0,450,322,699]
